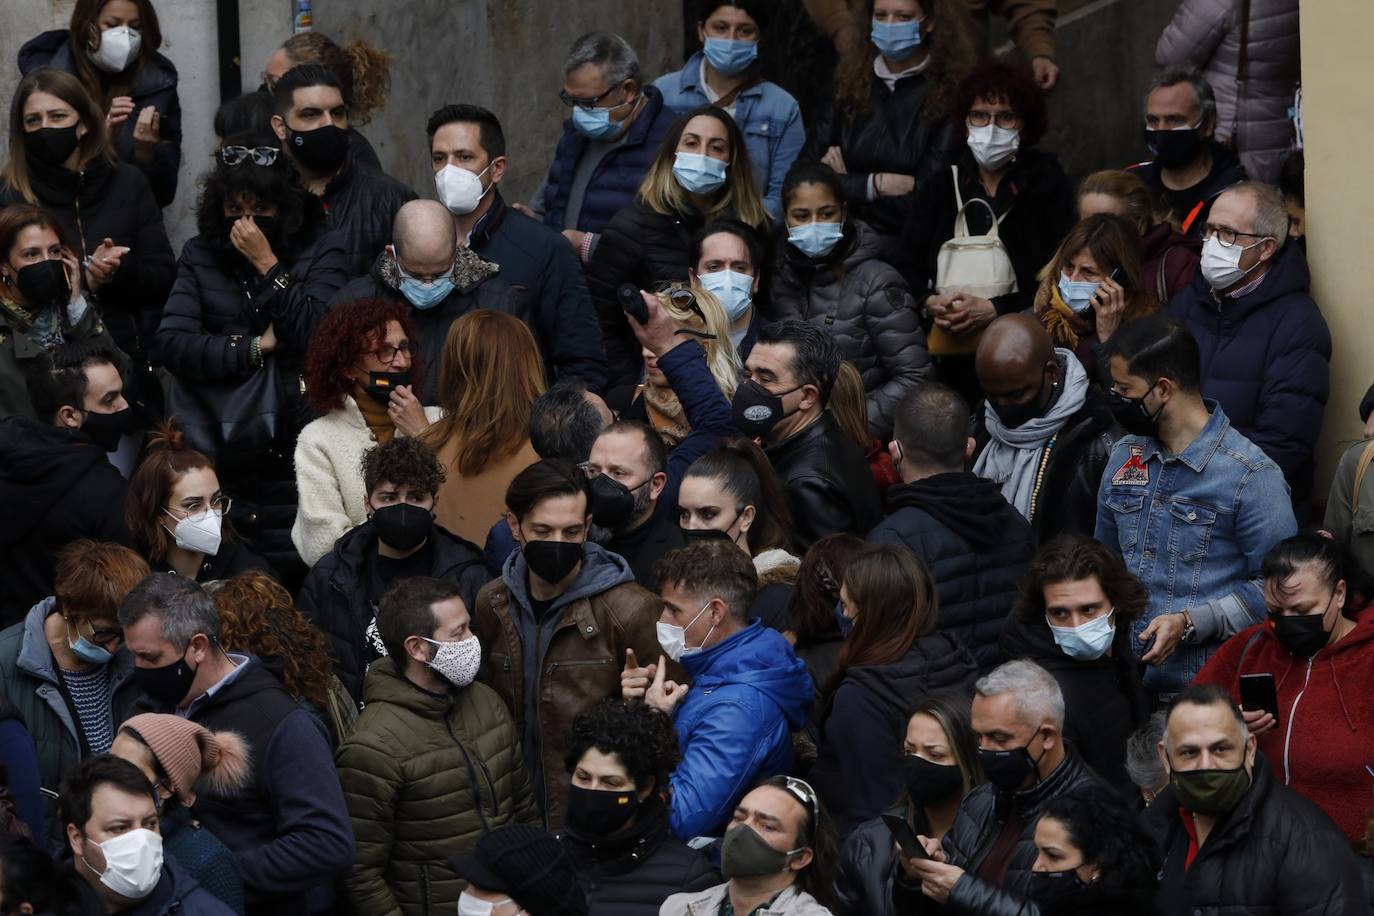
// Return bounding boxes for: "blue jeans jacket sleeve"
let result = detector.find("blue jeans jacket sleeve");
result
[764,102,806,219]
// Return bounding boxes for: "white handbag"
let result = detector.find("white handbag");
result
[929,165,1018,355]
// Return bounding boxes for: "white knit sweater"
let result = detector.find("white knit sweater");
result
[291,396,443,566]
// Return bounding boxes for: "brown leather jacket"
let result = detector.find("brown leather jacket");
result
[470,543,665,828]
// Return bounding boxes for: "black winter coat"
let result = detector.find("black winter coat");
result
[559,798,720,916]
[869,472,1034,671]
[1128,140,1247,238]
[1143,754,1365,916]
[297,520,490,704]
[0,156,174,364]
[770,220,931,440]
[810,633,978,840]
[832,804,906,916]
[804,70,959,237]
[321,158,416,278]
[0,419,131,629]
[900,147,1076,317]
[998,614,1149,799]
[765,413,883,553]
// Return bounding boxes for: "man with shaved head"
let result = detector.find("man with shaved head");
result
[329,199,531,399]
[970,314,1121,542]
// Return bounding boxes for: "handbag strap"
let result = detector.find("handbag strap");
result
[713,75,764,110]
[1352,439,1374,508]
[951,165,1006,240]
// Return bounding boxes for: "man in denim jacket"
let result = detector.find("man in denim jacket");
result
[1095,315,1295,701]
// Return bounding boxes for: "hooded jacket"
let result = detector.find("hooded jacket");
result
[1167,241,1330,506]
[770,220,931,440]
[320,157,417,278]
[999,613,1150,799]
[297,519,490,703]
[1193,609,1374,846]
[0,418,131,628]
[670,621,813,840]
[810,633,978,840]
[869,472,1035,671]
[1127,140,1247,237]
[470,542,664,828]
[335,659,540,916]
[19,29,184,207]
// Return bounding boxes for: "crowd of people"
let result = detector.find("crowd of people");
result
[0,0,1358,915]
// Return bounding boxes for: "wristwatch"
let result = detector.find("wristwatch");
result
[1179,609,1197,644]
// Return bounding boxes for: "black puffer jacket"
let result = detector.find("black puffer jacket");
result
[804,69,959,237]
[810,633,978,840]
[320,157,417,278]
[893,752,1107,916]
[559,797,720,916]
[999,614,1149,800]
[770,220,931,439]
[0,157,173,364]
[765,412,883,553]
[1143,754,1366,916]
[868,472,1034,671]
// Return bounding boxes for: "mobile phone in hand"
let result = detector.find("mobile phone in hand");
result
[1239,672,1280,725]
[882,814,929,859]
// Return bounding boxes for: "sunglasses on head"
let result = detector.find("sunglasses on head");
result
[218,145,279,167]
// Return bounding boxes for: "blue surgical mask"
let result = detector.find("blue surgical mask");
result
[787,221,845,259]
[871,17,923,60]
[1057,274,1100,315]
[397,267,456,310]
[66,620,114,666]
[571,102,625,141]
[1047,610,1115,661]
[673,152,728,194]
[703,37,759,77]
[834,600,854,638]
[699,268,754,321]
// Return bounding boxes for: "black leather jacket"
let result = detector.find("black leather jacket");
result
[764,412,882,553]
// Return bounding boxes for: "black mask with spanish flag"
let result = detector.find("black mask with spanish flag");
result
[362,370,409,407]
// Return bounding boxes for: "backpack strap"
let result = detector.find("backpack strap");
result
[1352,439,1374,508]
[1156,253,1170,307]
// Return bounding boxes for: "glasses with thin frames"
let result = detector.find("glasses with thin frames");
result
[966,111,1021,129]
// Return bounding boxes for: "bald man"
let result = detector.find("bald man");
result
[329,200,533,401]
[970,315,1121,542]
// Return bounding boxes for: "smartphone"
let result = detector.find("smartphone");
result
[1239,673,1280,724]
[882,814,929,859]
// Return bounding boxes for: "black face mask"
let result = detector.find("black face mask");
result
[1107,386,1163,438]
[23,125,81,167]
[523,539,584,584]
[589,474,649,530]
[286,124,351,174]
[81,406,134,452]
[731,379,802,437]
[978,736,1042,793]
[1270,604,1333,659]
[564,784,640,838]
[1146,126,1204,170]
[370,503,433,551]
[133,650,199,708]
[902,753,966,807]
[362,370,410,407]
[1029,868,1089,904]
[682,526,734,545]
[15,259,70,309]
[989,369,1053,430]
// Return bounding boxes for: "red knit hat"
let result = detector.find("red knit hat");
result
[120,713,251,806]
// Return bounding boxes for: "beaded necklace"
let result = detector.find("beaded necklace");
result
[1027,434,1058,522]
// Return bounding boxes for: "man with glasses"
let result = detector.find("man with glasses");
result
[523,32,673,264]
[1166,181,1330,518]
[1128,67,1246,237]
[0,540,149,845]
[1095,314,1295,702]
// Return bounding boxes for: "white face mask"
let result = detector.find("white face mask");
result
[458,891,514,916]
[435,164,491,215]
[1047,610,1116,661]
[82,828,163,900]
[421,634,481,687]
[163,508,223,556]
[656,601,715,662]
[967,123,1020,171]
[91,25,142,74]
[1200,235,1269,291]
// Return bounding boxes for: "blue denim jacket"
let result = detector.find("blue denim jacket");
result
[1093,403,1296,697]
[653,53,805,218]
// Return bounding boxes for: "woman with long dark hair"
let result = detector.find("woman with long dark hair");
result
[810,545,977,841]
[785,533,867,715]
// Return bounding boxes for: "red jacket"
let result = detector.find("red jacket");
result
[1194,606,1374,845]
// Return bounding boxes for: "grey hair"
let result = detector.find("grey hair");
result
[974,659,1065,730]
[118,573,220,647]
[564,32,641,88]
[1227,180,1289,250]
[1147,65,1217,124]
[1124,710,1167,791]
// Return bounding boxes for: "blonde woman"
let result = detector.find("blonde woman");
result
[587,105,771,390]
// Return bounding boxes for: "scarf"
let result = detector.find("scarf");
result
[639,383,690,450]
[353,389,396,445]
[973,349,1088,519]
[1036,279,1096,352]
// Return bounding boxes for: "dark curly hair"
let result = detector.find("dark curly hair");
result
[303,298,425,414]
[361,436,445,499]
[1014,534,1149,626]
[953,59,1048,149]
[1038,786,1160,890]
[564,699,681,793]
[194,130,321,250]
[209,572,334,709]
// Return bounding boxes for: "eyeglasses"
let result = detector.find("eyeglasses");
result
[67,617,124,645]
[219,145,279,167]
[373,341,415,362]
[650,281,709,324]
[1201,224,1270,248]
[169,496,233,517]
[967,111,1021,130]
[559,86,619,110]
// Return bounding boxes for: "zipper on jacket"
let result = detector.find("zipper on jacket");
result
[544,658,613,676]
[1281,658,1315,785]
[420,863,431,916]
[445,716,492,831]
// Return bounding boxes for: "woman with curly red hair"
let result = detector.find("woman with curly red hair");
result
[292,298,440,565]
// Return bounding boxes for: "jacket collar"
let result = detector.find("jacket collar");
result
[764,411,837,462]
[17,596,134,688]
[467,190,508,249]
[1136,400,1228,472]
[1003,749,1093,814]
[676,53,765,102]
[1161,753,1273,861]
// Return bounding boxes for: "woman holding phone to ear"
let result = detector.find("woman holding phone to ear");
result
[1194,533,1374,851]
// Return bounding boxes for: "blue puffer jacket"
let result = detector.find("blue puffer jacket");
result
[541,85,675,235]
[670,621,812,841]
[1166,241,1330,501]
[654,53,805,218]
